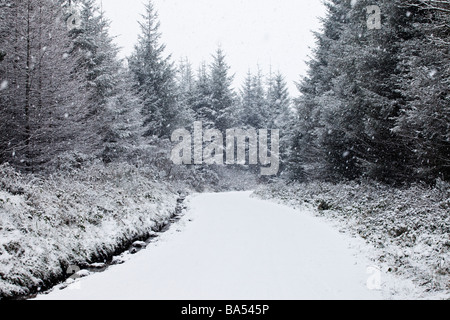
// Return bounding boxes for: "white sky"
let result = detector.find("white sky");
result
[101,0,327,95]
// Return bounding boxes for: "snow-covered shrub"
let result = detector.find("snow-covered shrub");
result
[0,162,179,298]
[128,140,258,193]
[47,152,98,172]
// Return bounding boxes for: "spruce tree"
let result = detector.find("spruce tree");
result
[175,57,196,128]
[290,0,352,181]
[209,47,236,131]
[251,67,269,128]
[267,71,292,173]
[267,71,291,129]
[129,0,177,138]
[66,0,143,162]
[102,68,144,163]
[239,70,256,128]
[394,0,450,181]
[192,62,215,128]
[336,0,413,182]
[290,0,419,183]
[0,0,89,170]
[0,1,7,62]
[239,68,269,129]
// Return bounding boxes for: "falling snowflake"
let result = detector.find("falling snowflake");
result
[428,69,437,79]
[0,80,8,91]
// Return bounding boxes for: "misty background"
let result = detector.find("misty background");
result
[102,0,327,94]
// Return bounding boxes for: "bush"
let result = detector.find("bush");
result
[0,162,179,298]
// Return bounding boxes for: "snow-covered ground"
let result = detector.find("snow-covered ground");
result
[35,191,418,300]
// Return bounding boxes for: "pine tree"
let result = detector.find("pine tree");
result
[0,0,13,163]
[0,0,89,171]
[251,67,269,127]
[68,0,120,110]
[290,0,419,183]
[192,62,214,127]
[337,0,414,182]
[266,71,292,173]
[239,68,269,129]
[209,47,236,131]
[239,70,255,128]
[267,71,291,129]
[175,57,196,128]
[289,0,352,181]
[0,1,7,62]
[394,0,450,181]
[129,0,177,138]
[102,68,144,163]
[63,0,144,163]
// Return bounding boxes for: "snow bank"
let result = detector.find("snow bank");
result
[254,180,450,299]
[0,162,179,299]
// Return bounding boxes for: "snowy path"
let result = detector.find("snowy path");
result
[36,192,384,300]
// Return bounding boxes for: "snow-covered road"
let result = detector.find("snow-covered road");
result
[36,192,384,300]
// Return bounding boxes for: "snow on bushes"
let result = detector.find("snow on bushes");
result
[0,162,179,299]
[254,180,450,299]
[0,150,259,299]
